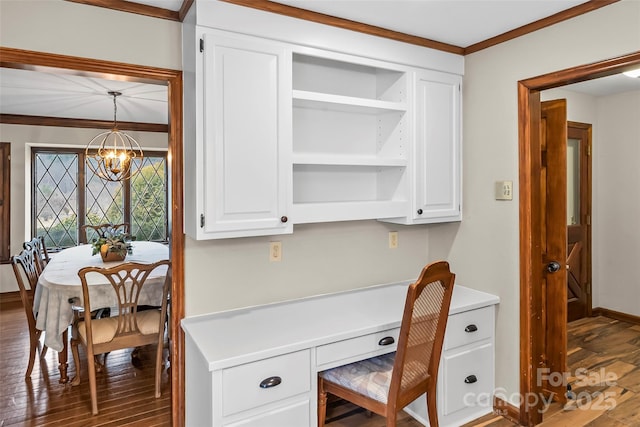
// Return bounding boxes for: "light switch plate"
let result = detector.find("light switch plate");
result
[495,181,513,200]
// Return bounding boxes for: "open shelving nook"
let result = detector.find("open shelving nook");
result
[290,52,410,224]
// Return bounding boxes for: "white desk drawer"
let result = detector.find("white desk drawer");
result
[444,306,493,350]
[222,350,311,417]
[441,343,493,416]
[226,399,309,427]
[316,328,400,368]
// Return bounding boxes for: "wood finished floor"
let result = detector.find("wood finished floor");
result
[1,302,639,426]
[0,303,171,426]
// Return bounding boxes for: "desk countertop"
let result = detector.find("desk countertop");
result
[181,282,499,371]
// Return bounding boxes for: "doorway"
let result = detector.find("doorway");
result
[517,51,640,427]
[0,47,185,427]
[567,122,592,322]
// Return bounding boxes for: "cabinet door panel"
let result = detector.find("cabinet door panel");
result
[415,70,461,222]
[202,34,291,235]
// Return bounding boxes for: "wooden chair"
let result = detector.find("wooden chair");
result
[318,261,455,427]
[10,248,48,379]
[70,260,171,415]
[23,236,50,274]
[79,223,130,244]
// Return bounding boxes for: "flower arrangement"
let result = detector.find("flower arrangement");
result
[91,229,133,261]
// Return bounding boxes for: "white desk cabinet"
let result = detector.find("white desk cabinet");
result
[182,284,498,426]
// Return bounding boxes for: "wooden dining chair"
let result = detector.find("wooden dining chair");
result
[10,248,48,379]
[23,236,50,274]
[79,223,130,244]
[317,261,455,427]
[70,260,171,415]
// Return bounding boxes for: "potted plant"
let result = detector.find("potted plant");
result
[91,229,133,262]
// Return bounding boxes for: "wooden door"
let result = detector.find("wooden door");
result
[540,99,568,404]
[567,123,592,322]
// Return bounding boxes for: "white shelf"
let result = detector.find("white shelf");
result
[293,90,406,114]
[292,154,407,167]
[291,200,408,224]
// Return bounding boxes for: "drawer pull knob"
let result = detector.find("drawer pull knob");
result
[464,324,478,333]
[259,376,282,389]
[378,336,395,346]
[464,374,478,384]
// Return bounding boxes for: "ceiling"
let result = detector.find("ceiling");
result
[1,0,638,125]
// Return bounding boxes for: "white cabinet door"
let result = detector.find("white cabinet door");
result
[414,70,461,222]
[199,32,292,238]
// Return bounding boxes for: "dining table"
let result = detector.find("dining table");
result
[33,240,169,383]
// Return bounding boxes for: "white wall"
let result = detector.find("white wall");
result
[593,90,640,316]
[460,0,640,406]
[0,124,168,292]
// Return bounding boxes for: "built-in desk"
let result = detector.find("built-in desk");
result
[182,282,499,427]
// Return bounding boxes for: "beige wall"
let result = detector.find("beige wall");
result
[460,0,640,405]
[593,90,640,316]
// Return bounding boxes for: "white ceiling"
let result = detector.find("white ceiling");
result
[1,0,638,124]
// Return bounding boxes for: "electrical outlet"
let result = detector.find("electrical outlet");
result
[389,231,398,249]
[269,241,282,262]
[495,181,513,200]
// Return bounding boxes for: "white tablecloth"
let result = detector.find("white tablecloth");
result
[34,241,169,352]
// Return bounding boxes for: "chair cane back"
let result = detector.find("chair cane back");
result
[318,261,455,427]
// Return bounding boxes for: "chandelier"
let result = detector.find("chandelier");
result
[85,91,143,182]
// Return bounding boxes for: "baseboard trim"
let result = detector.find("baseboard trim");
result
[592,307,640,326]
[0,291,22,309]
[494,396,520,424]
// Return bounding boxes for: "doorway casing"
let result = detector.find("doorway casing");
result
[517,51,640,426]
[0,47,186,427]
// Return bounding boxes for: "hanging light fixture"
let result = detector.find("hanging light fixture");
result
[85,91,143,182]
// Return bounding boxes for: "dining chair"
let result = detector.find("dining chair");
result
[10,248,49,379]
[70,259,171,415]
[317,261,455,427]
[23,236,50,274]
[79,223,130,244]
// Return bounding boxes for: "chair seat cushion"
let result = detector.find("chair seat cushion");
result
[320,353,396,403]
[77,309,161,344]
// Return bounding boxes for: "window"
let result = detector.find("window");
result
[0,142,9,263]
[32,147,168,250]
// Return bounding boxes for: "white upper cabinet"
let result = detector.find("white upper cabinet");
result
[184,30,292,239]
[383,69,462,225]
[183,19,463,239]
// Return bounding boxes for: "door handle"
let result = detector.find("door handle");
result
[547,261,561,273]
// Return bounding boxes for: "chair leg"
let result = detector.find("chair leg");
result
[25,332,38,379]
[427,390,439,427]
[318,377,327,427]
[87,347,99,415]
[70,338,81,387]
[155,336,164,398]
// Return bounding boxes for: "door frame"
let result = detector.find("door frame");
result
[518,51,640,426]
[0,47,186,427]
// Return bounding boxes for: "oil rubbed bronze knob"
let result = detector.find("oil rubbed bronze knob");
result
[280,216,288,223]
[417,209,423,215]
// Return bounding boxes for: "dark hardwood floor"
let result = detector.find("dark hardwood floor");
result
[2,299,638,426]
[0,302,171,426]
